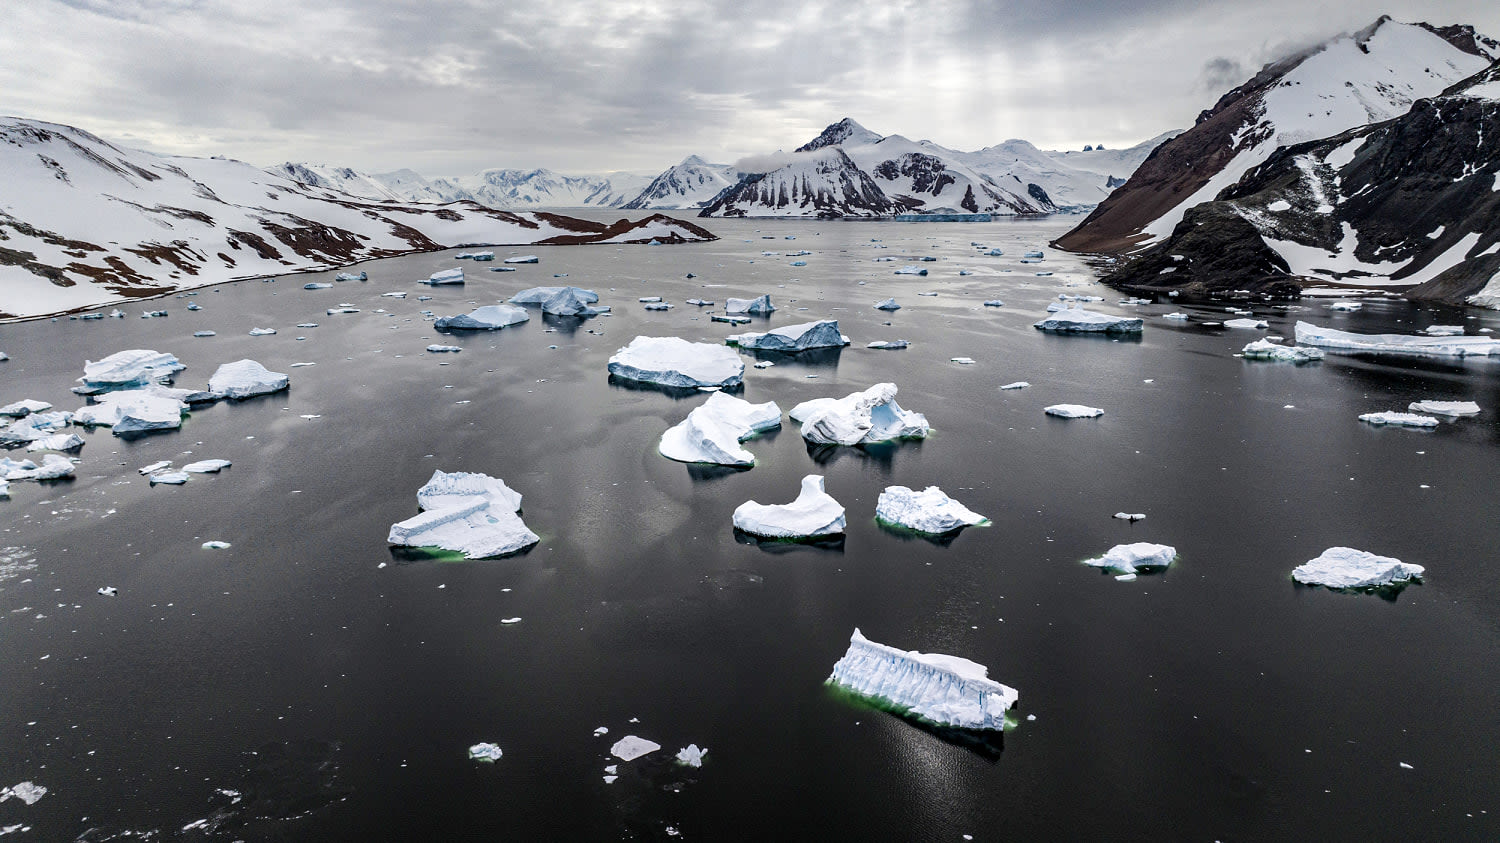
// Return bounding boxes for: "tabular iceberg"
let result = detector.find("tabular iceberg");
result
[876,486,989,534]
[1294,321,1500,357]
[827,629,1018,731]
[658,392,781,467]
[1044,404,1103,419]
[387,469,539,559]
[788,383,929,446]
[0,399,51,417]
[732,474,846,539]
[1241,339,1324,362]
[1359,412,1438,428]
[427,268,464,285]
[1083,542,1177,574]
[608,336,745,388]
[726,320,847,352]
[73,388,188,432]
[1223,318,1269,329]
[1033,308,1143,334]
[77,349,185,393]
[1292,547,1424,590]
[725,294,774,315]
[208,360,289,399]
[1408,400,1480,417]
[434,304,530,330]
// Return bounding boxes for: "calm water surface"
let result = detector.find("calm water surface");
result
[1,214,1498,840]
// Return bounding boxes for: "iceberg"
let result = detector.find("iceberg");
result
[1408,400,1480,417]
[25,433,84,452]
[1033,308,1143,334]
[867,340,909,350]
[0,412,73,444]
[1241,339,1324,363]
[727,320,847,352]
[1083,542,1176,574]
[893,265,928,276]
[675,745,707,767]
[609,736,660,761]
[415,469,523,512]
[1044,404,1103,419]
[607,337,745,389]
[248,327,277,336]
[183,459,231,473]
[1,454,75,481]
[725,294,774,315]
[304,282,332,290]
[876,486,988,534]
[208,360,289,400]
[1294,321,1500,358]
[874,298,900,311]
[827,629,1018,731]
[543,286,607,316]
[77,349,185,393]
[73,388,187,432]
[508,286,600,306]
[468,742,503,762]
[387,470,538,559]
[434,304,530,330]
[427,345,462,353]
[1113,512,1146,522]
[503,255,540,264]
[999,381,1029,390]
[149,471,190,485]
[658,392,782,467]
[1291,547,1424,590]
[0,781,47,805]
[1420,325,1465,336]
[732,474,846,539]
[983,300,1004,307]
[1223,318,1269,329]
[335,271,367,281]
[1359,412,1438,428]
[0,399,50,417]
[789,383,929,446]
[427,268,464,285]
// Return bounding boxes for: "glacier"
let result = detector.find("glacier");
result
[607,336,745,389]
[876,486,988,534]
[1292,547,1424,590]
[726,320,847,352]
[732,474,846,539]
[387,469,539,559]
[827,628,1018,731]
[658,392,781,467]
[788,383,929,446]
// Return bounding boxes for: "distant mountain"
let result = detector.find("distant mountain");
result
[622,155,739,209]
[266,162,404,201]
[269,163,655,210]
[699,146,896,218]
[1100,58,1500,308]
[0,117,714,319]
[1056,17,1500,254]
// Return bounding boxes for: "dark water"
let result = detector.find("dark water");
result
[2,214,1498,841]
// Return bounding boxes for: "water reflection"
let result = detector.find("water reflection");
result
[732,529,845,554]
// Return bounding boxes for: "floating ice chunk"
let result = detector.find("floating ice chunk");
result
[388,471,538,559]
[1045,404,1103,418]
[711,314,751,325]
[610,736,661,761]
[1328,301,1362,312]
[1163,312,1189,321]
[503,255,539,264]
[468,742,503,762]
[876,486,988,534]
[1083,542,1176,574]
[725,294,775,315]
[0,455,74,481]
[0,782,47,805]
[874,298,900,311]
[0,413,76,444]
[1359,412,1438,428]
[202,540,231,549]
[639,296,663,303]
[686,298,713,306]
[727,320,847,352]
[1223,318,1269,329]
[427,345,462,353]
[643,302,672,311]
[789,383,929,446]
[26,433,83,452]
[658,392,781,467]
[326,307,359,315]
[1408,400,1480,417]
[1291,547,1424,590]
[416,470,523,512]
[983,299,1004,307]
[207,360,289,400]
[150,471,190,485]
[950,357,975,364]
[183,459,231,473]
[675,745,707,767]
[79,349,185,392]
[593,727,609,736]
[336,271,368,281]
[193,331,216,338]
[1294,322,1500,357]
[0,399,51,418]
[382,291,408,298]
[1241,339,1324,363]
[500,617,521,624]
[72,388,188,432]
[428,268,464,285]
[893,265,928,276]
[1112,512,1146,521]
[508,286,600,306]
[827,628,1017,730]
[434,304,530,331]
[543,286,607,316]
[1421,325,1465,336]
[732,474,846,539]
[98,586,117,597]
[139,460,172,475]
[248,327,277,336]
[1033,308,1143,334]
[304,282,332,290]
[867,340,909,350]
[608,337,745,388]
[999,381,1029,390]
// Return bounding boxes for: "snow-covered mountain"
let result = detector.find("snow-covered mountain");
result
[1057,17,1500,254]
[697,117,1172,218]
[0,117,714,319]
[266,162,405,202]
[269,163,655,210]
[622,155,739,209]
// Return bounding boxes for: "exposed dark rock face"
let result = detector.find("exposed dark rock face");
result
[699,149,895,218]
[871,153,956,195]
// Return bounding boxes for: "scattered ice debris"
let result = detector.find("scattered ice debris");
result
[789,383,929,446]
[149,471,190,485]
[387,469,539,559]
[867,340,909,350]
[0,455,74,482]
[610,736,661,762]
[893,265,928,276]
[435,304,530,330]
[183,459,231,473]
[827,628,1017,730]
[876,486,988,534]
[983,299,1004,307]
[1291,547,1424,590]
[1359,412,1438,428]
[202,540,231,549]
[1112,512,1146,522]
[468,743,503,762]
[427,345,462,353]
[503,255,539,264]
[593,727,609,737]
[98,586,118,597]
[950,357,975,365]
[675,745,707,767]
[732,474,846,539]
[0,400,48,418]
[335,271,368,281]
[1223,318,1269,330]
[658,392,781,467]
[304,282,332,290]
[1083,542,1176,574]
[874,298,900,311]
[26,433,83,452]
[1033,308,1143,334]
[1057,294,1102,303]
[1420,325,1464,336]
[1045,404,1103,419]
[1294,322,1500,357]
[1408,400,1480,417]
[608,337,745,389]
[77,349,185,393]
[427,268,465,285]
[999,382,1029,390]
[1241,339,1324,363]
[0,782,47,805]
[725,294,775,315]
[727,320,847,352]
[208,360,289,399]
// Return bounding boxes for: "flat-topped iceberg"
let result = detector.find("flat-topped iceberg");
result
[1294,321,1500,357]
[1242,339,1324,362]
[1223,318,1269,329]
[726,320,847,352]
[874,298,900,311]
[183,459,231,473]
[78,349,185,393]
[725,294,774,315]
[733,474,846,538]
[876,486,988,534]
[427,268,464,285]
[508,286,599,306]
[658,392,781,467]
[0,399,51,418]
[608,336,745,388]
[1359,411,1438,428]
[1292,547,1424,590]
[388,469,539,559]
[73,387,189,432]
[208,360,289,399]
[1083,542,1176,574]
[827,628,1018,731]
[434,304,530,330]
[1045,404,1103,418]
[335,271,367,281]
[503,255,539,264]
[1033,308,1143,334]
[789,383,929,446]
[1408,400,1480,417]
[25,433,83,452]
[609,736,660,761]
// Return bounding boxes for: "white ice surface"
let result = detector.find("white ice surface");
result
[609,736,661,761]
[789,383,929,446]
[1294,321,1500,357]
[727,319,847,352]
[388,470,538,559]
[876,486,988,533]
[732,474,847,538]
[1033,308,1143,333]
[1045,404,1103,418]
[1083,542,1176,574]
[1292,547,1424,589]
[1241,339,1325,362]
[434,304,530,330]
[468,743,503,762]
[208,360,289,399]
[1359,411,1438,427]
[658,392,781,467]
[1407,400,1480,416]
[827,628,1018,730]
[79,350,185,390]
[724,294,774,315]
[607,336,745,388]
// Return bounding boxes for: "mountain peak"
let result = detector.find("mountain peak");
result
[794,118,883,153]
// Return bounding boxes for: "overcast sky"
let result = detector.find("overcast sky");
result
[3,0,1497,177]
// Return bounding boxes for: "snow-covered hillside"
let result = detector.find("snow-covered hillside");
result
[270,163,655,210]
[622,155,739,209]
[265,162,405,202]
[0,118,713,319]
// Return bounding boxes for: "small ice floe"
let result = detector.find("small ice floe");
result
[183,459,231,473]
[202,540,231,549]
[639,296,663,303]
[98,586,118,597]
[503,255,539,264]
[1083,542,1176,575]
[193,331,216,338]
[893,265,928,276]
[874,298,900,311]
[789,383,929,446]
[427,345,462,353]
[427,268,465,285]
[336,271,367,281]
[867,340,909,350]
[248,327,277,336]
[1045,404,1103,419]
[999,381,1029,390]
[387,469,539,559]
[725,294,775,315]
[0,455,74,482]
[1113,512,1146,522]
[1328,301,1362,312]
[1057,294,1102,303]
[73,389,187,434]
[141,310,167,318]
[139,460,172,475]
[382,291,408,298]
[304,282,333,290]
[732,474,846,539]
[827,628,1017,730]
[1420,325,1464,336]
[1163,312,1190,321]
[1119,297,1151,305]
[1033,308,1143,334]
[727,320,847,352]
[186,302,201,311]
[610,736,661,761]
[985,248,1003,256]
[1241,339,1324,363]
[0,781,47,805]
[950,357,975,365]
[643,302,672,311]
[675,745,707,767]
[752,360,774,368]
[468,742,503,762]
[608,337,745,388]
[0,399,51,418]
[77,349,185,393]
[25,433,84,453]
[1359,412,1438,428]
[1224,318,1269,330]
[1291,547,1424,590]
[686,298,714,306]
[296,323,319,328]
[326,307,359,315]
[983,299,1004,307]
[208,360,289,399]
[435,304,530,331]
[149,471,190,485]
[1408,400,1480,417]
[658,392,781,467]
[470,252,495,261]
[593,727,609,736]
[500,617,521,624]
[1294,322,1500,357]
[876,486,988,534]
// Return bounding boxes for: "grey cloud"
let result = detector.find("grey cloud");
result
[1197,57,1244,92]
